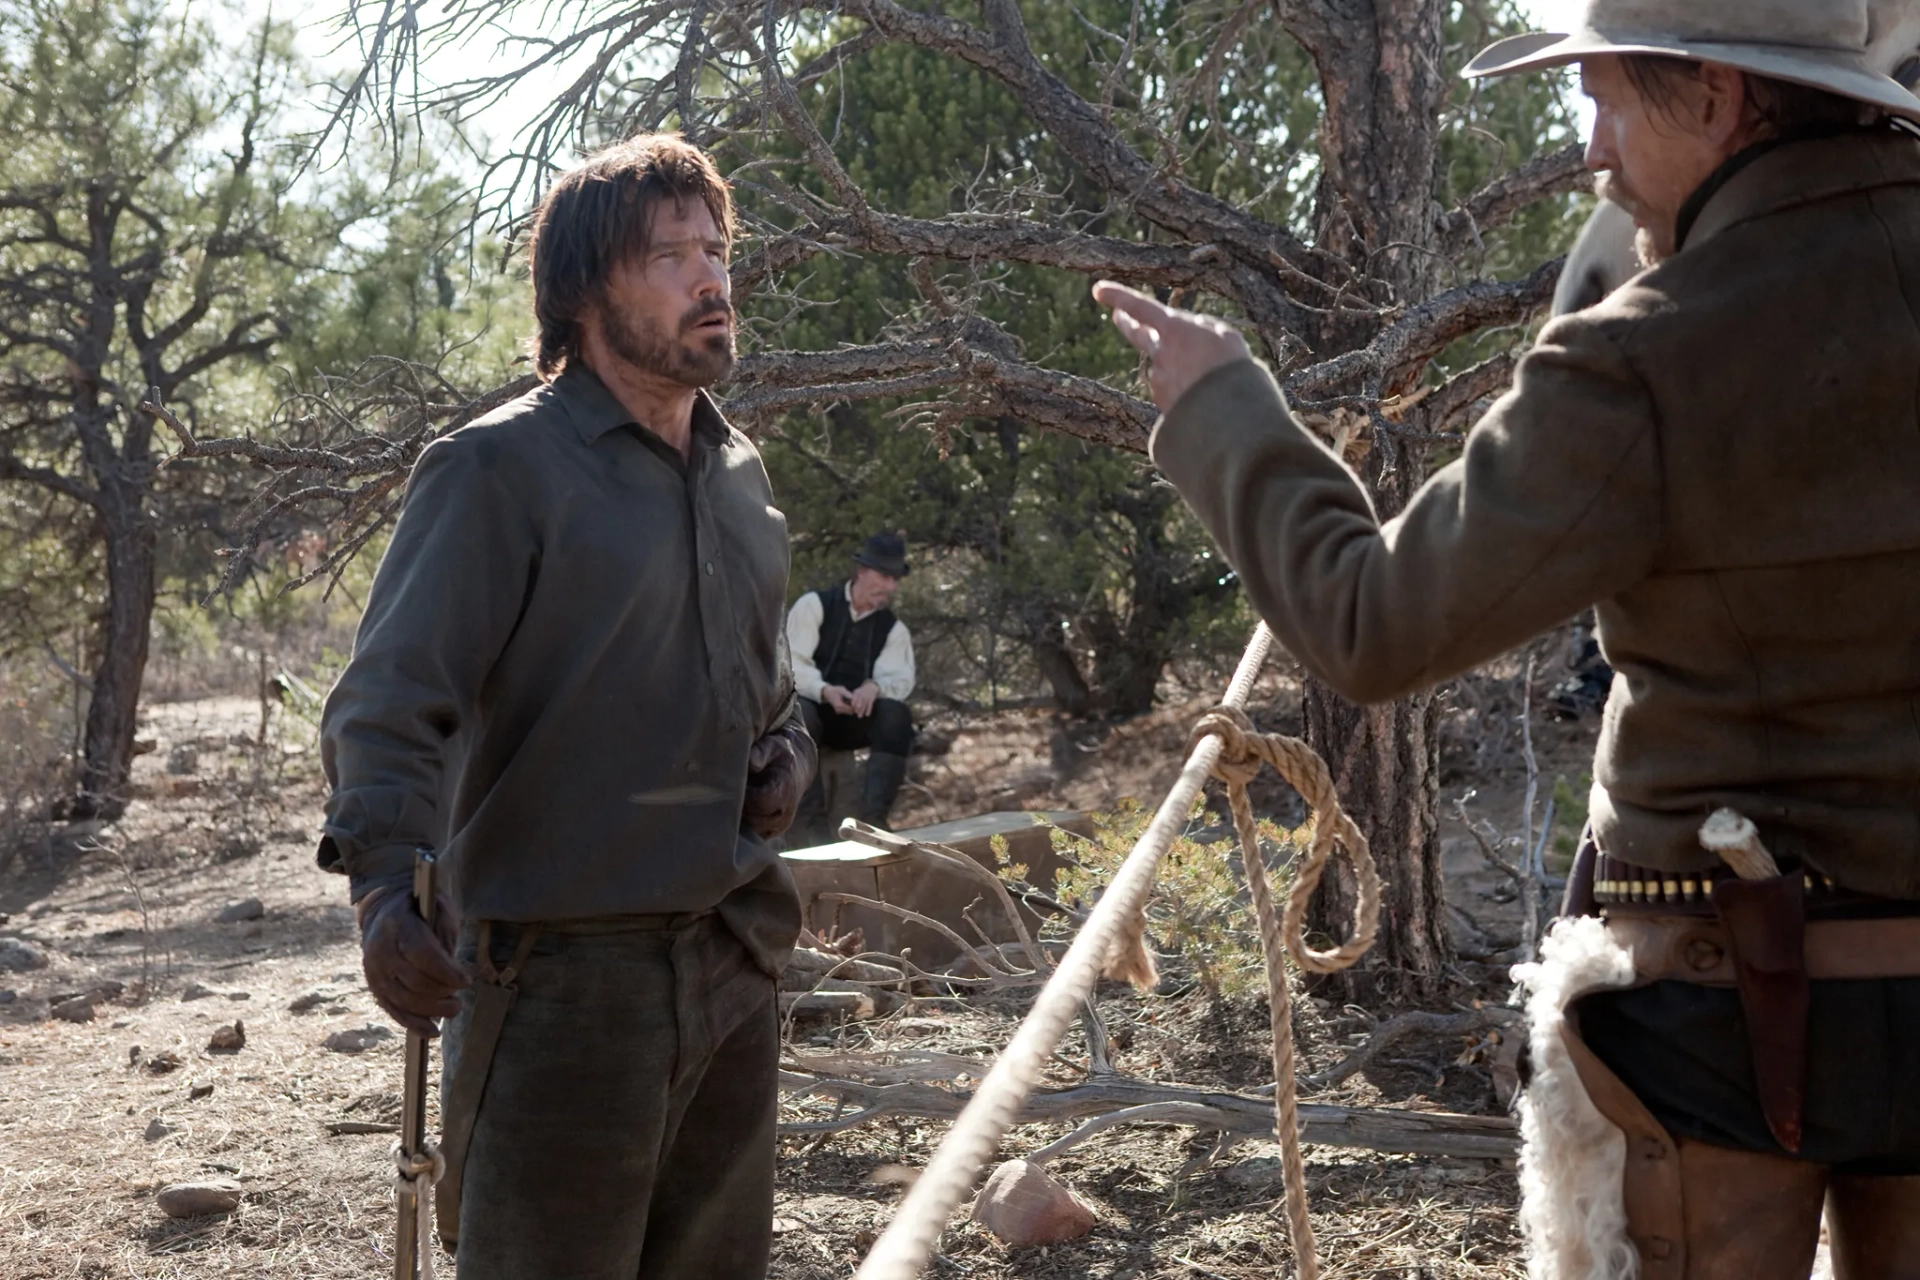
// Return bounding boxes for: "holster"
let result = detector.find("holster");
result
[435,920,541,1253]
[1709,873,1808,1153]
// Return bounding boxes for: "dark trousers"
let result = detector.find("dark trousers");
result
[798,695,913,755]
[441,914,779,1280]
[1582,977,1920,1172]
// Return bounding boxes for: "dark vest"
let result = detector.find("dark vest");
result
[812,584,897,691]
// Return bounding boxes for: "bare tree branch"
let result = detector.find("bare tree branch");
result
[1438,141,1590,256]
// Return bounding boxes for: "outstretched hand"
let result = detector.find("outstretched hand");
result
[1093,280,1253,412]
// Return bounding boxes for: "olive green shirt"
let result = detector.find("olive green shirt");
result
[318,366,802,973]
[1152,131,1920,896]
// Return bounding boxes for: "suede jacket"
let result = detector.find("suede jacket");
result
[1152,129,1920,895]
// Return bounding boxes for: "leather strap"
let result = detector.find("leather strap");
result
[1606,914,1920,985]
[435,921,542,1253]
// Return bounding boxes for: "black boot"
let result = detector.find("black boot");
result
[858,751,909,829]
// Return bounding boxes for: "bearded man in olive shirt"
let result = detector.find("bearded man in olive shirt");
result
[317,134,813,1278]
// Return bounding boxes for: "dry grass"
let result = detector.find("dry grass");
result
[0,689,1572,1278]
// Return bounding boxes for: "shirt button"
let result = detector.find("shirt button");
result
[704,562,714,575]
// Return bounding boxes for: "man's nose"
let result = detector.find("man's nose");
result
[1585,128,1615,174]
[693,254,728,298]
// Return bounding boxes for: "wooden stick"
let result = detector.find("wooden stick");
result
[395,848,436,1280]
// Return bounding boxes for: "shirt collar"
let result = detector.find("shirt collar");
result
[551,364,733,454]
[1681,127,1920,253]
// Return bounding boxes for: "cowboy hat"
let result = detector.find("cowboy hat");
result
[852,531,910,579]
[1463,0,1920,124]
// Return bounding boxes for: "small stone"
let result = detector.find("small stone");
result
[288,990,333,1013]
[50,995,95,1023]
[143,1117,174,1142]
[207,1021,245,1053]
[180,983,217,1001]
[226,991,250,1001]
[0,989,17,1005]
[188,1082,214,1101]
[324,1025,394,1054]
[145,1050,184,1074]
[0,936,47,972]
[155,1180,242,1218]
[216,899,264,924]
[1224,1153,1285,1190]
[970,1159,1097,1247]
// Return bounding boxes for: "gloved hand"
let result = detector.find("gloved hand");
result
[354,875,469,1036]
[743,718,816,839]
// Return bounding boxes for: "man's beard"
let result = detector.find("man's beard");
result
[1594,172,1668,268]
[603,297,737,388]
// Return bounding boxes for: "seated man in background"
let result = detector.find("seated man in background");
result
[787,532,916,829]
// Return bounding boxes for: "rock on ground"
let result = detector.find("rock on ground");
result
[49,995,95,1023]
[325,1025,394,1053]
[155,1181,242,1218]
[143,1117,174,1142]
[207,1021,246,1052]
[215,898,265,923]
[970,1159,1098,1246]
[0,936,47,972]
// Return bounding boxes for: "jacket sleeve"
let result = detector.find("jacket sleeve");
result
[1150,316,1663,704]
[873,620,915,701]
[786,591,826,701]
[317,433,537,882]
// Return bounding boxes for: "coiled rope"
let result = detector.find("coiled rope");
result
[854,623,1382,1280]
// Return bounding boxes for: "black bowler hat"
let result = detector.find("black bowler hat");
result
[852,531,910,578]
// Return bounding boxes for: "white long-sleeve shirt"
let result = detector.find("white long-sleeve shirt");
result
[786,585,915,704]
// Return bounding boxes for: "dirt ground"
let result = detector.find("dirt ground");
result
[0,665,1602,1279]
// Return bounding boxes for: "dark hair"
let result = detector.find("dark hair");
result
[1619,54,1875,136]
[526,133,737,381]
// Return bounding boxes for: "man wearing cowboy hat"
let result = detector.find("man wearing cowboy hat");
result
[787,531,917,829]
[1095,0,1920,1275]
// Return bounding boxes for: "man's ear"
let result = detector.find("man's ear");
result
[1697,63,1753,147]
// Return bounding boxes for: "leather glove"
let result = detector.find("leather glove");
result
[743,718,816,839]
[354,874,469,1037]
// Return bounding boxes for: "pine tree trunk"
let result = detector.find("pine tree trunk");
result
[1290,0,1455,992]
[76,503,157,819]
[1301,682,1447,998]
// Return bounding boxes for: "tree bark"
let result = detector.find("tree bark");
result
[1302,683,1446,998]
[1289,0,1455,991]
[76,500,157,819]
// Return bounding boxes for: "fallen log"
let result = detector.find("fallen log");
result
[784,947,909,988]
[780,990,877,1019]
[778,1071,1518,1160]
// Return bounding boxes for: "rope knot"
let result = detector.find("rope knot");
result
[394,1142,446,1183]
[1190,706,1263,789]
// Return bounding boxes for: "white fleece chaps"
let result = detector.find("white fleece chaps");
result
[1512,916,1644,1280]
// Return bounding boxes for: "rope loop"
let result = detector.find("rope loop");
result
[393,1142,445,1280]
[1189,702,1384,1280]
[1192,705,1381,975]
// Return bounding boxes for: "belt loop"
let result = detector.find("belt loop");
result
[499,924,542,985]
[475,919,496,983]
